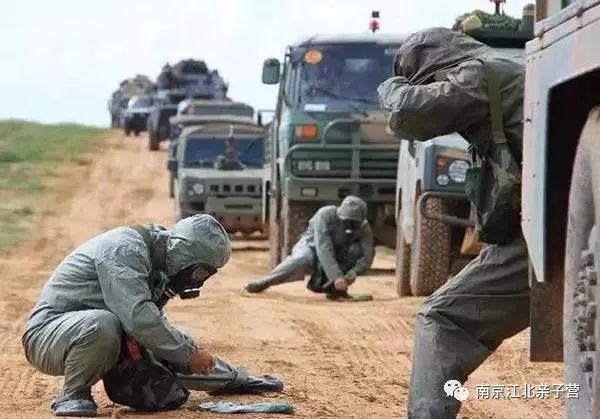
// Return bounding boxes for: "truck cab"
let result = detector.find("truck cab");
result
[261,34,404,266]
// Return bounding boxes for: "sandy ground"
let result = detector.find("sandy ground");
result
[0,133,565,418]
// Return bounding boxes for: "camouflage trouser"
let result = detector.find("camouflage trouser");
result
[408,236,530,418]
[22,309,259,401]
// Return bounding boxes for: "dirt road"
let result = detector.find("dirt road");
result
[0,134,564,418]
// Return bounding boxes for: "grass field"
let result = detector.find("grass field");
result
[0,120,106,249]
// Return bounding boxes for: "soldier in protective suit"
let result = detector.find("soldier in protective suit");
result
[378,28,528,418]
[22,215,282,417]
[244,196,374,298]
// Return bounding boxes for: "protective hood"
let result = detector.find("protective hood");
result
[166,214,231,276]
[393,27,490,84]
[336,196,367,222]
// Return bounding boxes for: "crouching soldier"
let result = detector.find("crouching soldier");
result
[22,215,282,417]
[244,196,375,299]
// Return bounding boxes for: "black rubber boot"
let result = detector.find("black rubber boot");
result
[244,280,270,293]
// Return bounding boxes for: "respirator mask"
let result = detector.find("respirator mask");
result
[168,263,217,299]
[341,219,362,238]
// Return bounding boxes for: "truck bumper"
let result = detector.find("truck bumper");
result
[204,196,264,234]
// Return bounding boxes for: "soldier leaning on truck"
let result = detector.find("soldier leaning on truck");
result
[244,196,375,299]
[22,215,282,417]
[378,28,528,418]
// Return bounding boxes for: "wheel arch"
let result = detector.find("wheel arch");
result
[530,67,600,362]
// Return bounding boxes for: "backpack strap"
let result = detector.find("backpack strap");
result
[130,224,153,257]
[483,61,508,146]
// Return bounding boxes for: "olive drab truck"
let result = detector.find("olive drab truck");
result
[261,32,403,268]
[523,0,600,415]
[394,3,535,297]
[168,115,266,236]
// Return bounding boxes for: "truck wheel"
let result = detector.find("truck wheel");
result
[409,196,452,296]
[134,130,140,137]
[280,199,315,258]
[268,194,282,268]
[564,107,600,416]
[124,127,131,136]
[149,133,160,151]
[395,211,412,297]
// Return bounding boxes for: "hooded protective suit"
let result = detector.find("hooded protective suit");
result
[378,28,530,418]
[21,215,266,408]
[245,196,374,294]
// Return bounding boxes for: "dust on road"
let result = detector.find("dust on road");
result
[0,134,563,418]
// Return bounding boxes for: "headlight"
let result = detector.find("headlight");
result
[191,183,204,194]
[436,174,450,186]
[448,160,469,183]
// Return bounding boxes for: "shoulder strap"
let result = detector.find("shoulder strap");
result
[130,224,153,256]
[484,61,508,145]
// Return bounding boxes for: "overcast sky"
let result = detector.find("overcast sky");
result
[0,0,532,127]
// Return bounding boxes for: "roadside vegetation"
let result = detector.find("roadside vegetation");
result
[0,120,106,249]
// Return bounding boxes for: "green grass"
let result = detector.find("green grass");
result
[0,120,106,250]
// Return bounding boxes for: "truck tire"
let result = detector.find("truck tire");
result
[149,133,160,151]
[395,210,412,297]
[280,199,315,258]
[564,107,600,417]
[268,194,282,268]
[409,196,452,296]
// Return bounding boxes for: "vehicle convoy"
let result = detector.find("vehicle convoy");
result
[394,5,534,297]
[107,75,154,128]
[168,116,266,235]
[147,59,228,151]
[166,99,256,198]
[522,0,600,415]
[261,33,403,267]
[122,94,154,136]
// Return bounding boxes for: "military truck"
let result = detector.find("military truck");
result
[147,60,228,151]
[108,75,154,128]
[394,5,534,297]
[122,95,154,136]
[522,0,600,414]
[261,34,403,267]
[166,100,255,198]
[168,116,265,235]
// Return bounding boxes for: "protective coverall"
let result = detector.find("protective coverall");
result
[377,28,529,418]
[244,196,374,295]
[22,215,280,416]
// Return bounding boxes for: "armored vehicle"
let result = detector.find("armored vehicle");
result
[261,34,403,267]
[168,116,266,235]
[147,60,228,151]
[394,4,534,297]
[122,95,154,136]
[522,0,600,414]
[108,75,154,128]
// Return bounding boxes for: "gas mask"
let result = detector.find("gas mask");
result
[341,219,363,239]
[168,263,217,299]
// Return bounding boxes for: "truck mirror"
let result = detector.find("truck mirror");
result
[167,159,178,172]
[262,59,280,84]
[257,113,263,127]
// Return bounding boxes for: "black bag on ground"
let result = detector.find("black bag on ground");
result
[464,61,521,245]
[103,337,189,411]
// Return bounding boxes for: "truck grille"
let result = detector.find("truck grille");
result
[208,182,261,197]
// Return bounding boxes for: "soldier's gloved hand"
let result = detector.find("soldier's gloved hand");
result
[343,269,357,285]
[189,347,215,375]
[334,278,348,292]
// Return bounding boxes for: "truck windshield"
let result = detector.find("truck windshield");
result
[184,137,264,168]
[131,96,152,108]
[294,42,400,108]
